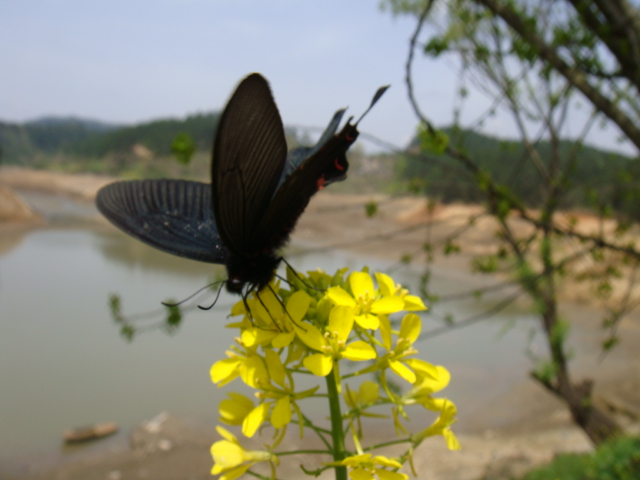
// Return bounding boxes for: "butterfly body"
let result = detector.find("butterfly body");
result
[96,73,387,296]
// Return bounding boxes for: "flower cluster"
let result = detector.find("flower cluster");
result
[210,267,459,480]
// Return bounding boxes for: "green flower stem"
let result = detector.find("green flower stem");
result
[292,416,332,450]
[326,368,348,480]
[276,449,331,456]
[364,438,412,451]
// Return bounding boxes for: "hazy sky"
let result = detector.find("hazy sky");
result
[0,0,633,154]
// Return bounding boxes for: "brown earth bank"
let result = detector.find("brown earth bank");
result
[1,167,639,479]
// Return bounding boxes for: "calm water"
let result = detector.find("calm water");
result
[0,193,544,459]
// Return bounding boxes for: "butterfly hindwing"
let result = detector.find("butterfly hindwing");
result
[255,121,360,252]
[212,73,288,256]
[280,108,346,185]
[96,179,227,263]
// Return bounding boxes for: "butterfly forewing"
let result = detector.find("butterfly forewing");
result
[96,179,227,263]
[212,74,288,255]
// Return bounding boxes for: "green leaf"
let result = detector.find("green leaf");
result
[424,36,449,57]
[171,132,196,165]
[365,201,378,218]
[418,125,449,154]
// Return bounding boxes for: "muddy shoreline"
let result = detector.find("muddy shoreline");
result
[1,167,639,479]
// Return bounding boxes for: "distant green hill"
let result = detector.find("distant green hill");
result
[0,112,302,172]
[398,127,640,216]
[0,117,121,164]
[64,113,220,159]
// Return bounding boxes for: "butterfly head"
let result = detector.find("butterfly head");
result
[225,253,282,295]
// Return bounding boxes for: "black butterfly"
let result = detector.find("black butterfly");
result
[97,73,388,296]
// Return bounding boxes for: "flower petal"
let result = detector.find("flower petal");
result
[342,341,376,361]
[378,315,393,351]
[242,327,277,347]
[215,425,238,443]
[241,354,269,389]
[271,395,291,429]
[389,359,416,383]
[303,353,333,377]
[410,362,451,394]
[350,467,374,480]
[242,402,269,438]
[374,272,395,297]
[355,313,380,330]
[399,313,421,343]
[372,456,403,468]
[211,358,241,385]
[253,288,282,323]
[375,468,408,480]
[327,286,356,307]
[444,428,461,450]
[265,349,286,388]
[350,271,375,298]
[272,330,295,349]
[328,305,355,341]
[211,440,247,470]
[359,381,380,404]
[294,323,325,352]
[218,464,251,480]
[287,290,311,323]
[403,295,427,311]
[371,297,404,315]
[219,392,254,425]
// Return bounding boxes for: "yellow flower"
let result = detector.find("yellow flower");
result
[295,305,376,376]
[219,349,319,437]
[404,360,451,399]
[210,345,269,389]
[378,313,422,384]
[211,426,277,479]
[329,453,408,480]
[327,271,405,329]
[241,290,311,349]
[218,392,254,425]
[412,399,460,450]
[260,348,318,433]
[375,272,427,312]
[344,380,380,410]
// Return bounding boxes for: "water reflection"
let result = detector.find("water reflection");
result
[95,228,227,278]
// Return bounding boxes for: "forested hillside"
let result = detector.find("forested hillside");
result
[3,114,639,217]
[398,128,640,217]
[0,117,120,163]
[0,112,301,175]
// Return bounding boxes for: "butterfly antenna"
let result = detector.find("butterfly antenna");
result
[354,85,390,126]
[197,282,225,310]
[266,283,308,331]
[163,281,223,307]
[239,288,258,326]
[252,289,283,331]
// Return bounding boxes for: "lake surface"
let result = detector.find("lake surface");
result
[0,193,545,459]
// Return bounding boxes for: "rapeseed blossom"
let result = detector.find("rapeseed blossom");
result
[209,267,459,479]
